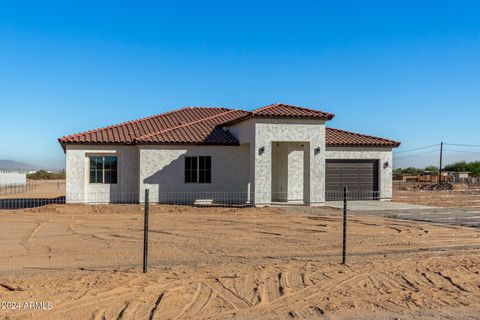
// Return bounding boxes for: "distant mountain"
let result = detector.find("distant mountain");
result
[0,160,41,171]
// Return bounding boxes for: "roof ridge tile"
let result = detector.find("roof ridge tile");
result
[134,109,242,142]
[58,106,192,141]
[326,127,400,147]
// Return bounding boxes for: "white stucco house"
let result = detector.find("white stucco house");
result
[59,103,400,205]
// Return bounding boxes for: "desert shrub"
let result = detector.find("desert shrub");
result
[27,170,65,180]
[444,161,480,177]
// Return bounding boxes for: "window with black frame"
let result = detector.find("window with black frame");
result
[184,156,198,183]
[198,156,211,183]
[89,156,118,184]
[185,156,211,183]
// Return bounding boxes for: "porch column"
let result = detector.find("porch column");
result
[252,139,272,205]
[308,127,326,205]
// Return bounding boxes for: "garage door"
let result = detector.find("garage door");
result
[326,160,379,200]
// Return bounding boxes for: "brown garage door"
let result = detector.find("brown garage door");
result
[326,160,379,200]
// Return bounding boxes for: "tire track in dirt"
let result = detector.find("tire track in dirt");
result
[258,270,282,304]
[0,283,21,291]
[212,270,368,319]
[148,292,165,320]
[91,309,107,320]
[206,278,253,310]
[434,271,469,292]
[175,283,214,319]
[19,222,40,251]
[18,220,53,256]
[31,286,135,319]
[116,302,130,320]
[27,221,48,243]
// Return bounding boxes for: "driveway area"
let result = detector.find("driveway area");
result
[326,200,480,228]
[326,200,437,211]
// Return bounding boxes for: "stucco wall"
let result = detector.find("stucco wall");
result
[252,118,325,205]
[271,142,288,200]
[287,143,306,202]
[227,119,256,145]
[325,147,393,199]
[271,142,308,202]
[228,119,256,199]
[65,145,139,203]
[0,171,27,185]
[138,144,251,203]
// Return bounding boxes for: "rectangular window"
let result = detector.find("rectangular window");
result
[185,156,211,183]
[89,156,118,184]
[198,156,211,183]
[184,156,198,183]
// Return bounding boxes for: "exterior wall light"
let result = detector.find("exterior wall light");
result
[314,147,321,155]
[258,146,265,155]
[384,161,389,169]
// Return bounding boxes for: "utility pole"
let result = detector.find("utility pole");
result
[438,141,443,183]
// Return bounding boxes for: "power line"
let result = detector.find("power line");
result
[393,144,440,154]
[444,148,480,154]
[444,143,480,148]
[393,149,439,161]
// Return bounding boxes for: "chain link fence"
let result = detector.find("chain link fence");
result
[1,184,479,273]
[0,180,37,196]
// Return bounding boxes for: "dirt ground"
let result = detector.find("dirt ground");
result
[393,189,480,209]
[1,204,480,319]
[0,180,65,199]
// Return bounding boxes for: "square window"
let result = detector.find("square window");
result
[89,156,118,184]
[185,156,211,183]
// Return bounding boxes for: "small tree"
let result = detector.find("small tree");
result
[424,166,439,175]
[443,161,480,177]
[465,161,480,177]
[444,161,468,172]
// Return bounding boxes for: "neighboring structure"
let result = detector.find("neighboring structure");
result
[0,170,27,185]
[58,103,400,205]
[394,171,474,185]
[452,172,470,183]
[394,172,440,183]
[439,171,455,183]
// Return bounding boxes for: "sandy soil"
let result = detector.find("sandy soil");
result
[0,180,65,199]
[393,190,480,209]
[1,205,480,319]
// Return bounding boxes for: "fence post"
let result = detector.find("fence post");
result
[342,186,348,265]
[143,189,150,273]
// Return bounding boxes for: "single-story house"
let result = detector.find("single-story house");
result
[58,103,400,205]
[452,172,470,183]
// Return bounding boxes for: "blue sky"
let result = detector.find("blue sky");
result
[1,0,479,169]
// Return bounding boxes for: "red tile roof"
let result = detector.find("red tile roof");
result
[222,103,335,125]
[326,127,400,147]
[252,103,334,119]
[136,109,249,144]
[59,107,249,145]
[58,103,399,148]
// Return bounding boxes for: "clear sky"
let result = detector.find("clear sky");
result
[1,0,479,169]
